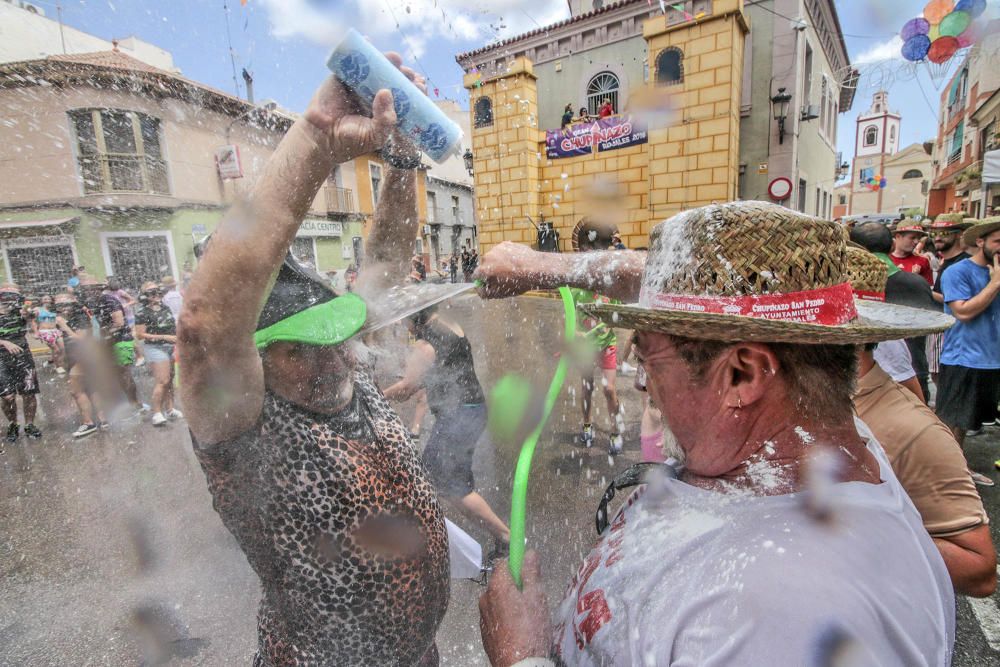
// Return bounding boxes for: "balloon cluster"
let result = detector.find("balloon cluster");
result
[867,174,888,192]
[900,0,988,63]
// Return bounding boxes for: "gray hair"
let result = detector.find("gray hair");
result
[664,335,857,421]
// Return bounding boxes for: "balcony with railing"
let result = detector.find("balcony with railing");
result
[79,153,169,194]
[425,207,465,226]
[324,186,355,214]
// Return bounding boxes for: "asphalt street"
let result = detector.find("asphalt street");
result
[1,295,999,665]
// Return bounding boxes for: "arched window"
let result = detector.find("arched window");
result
[902,169,923,179]
[586,71,620,116]
[890,126,896,142]
[474,96,493,128]
[655,48,684,86]
[864,126,878,147]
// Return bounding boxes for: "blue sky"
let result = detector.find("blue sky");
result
[38,0,992,175]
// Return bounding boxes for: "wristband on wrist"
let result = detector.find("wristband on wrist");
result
[382,134,422,170]
[382,151,422,170]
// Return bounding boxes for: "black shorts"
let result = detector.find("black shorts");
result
[422,403,487,497]
[935,364,1000,431]
[0,346,39,397]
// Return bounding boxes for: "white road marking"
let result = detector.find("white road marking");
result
[967,595,1000,651]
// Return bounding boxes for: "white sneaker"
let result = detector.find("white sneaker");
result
[55,367,66,375]
[134,358,146,367]
[167,408,184,421]
[141,403,151,413]
[620,362,637,376]
[151,412,167,426]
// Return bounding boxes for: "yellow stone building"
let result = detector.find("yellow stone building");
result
[461,0,749,251]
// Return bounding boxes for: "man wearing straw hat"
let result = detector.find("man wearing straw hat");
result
[891,219,934,285]
[927,215,974,388]
[849,221,937,402]
[935,217,1000,484]
[476,202,954,666]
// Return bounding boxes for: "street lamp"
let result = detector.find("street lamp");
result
[463,149,474,176]
[771,87,792,145]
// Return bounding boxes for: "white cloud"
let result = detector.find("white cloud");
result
[259,0,569,54]
[855,35,903,65]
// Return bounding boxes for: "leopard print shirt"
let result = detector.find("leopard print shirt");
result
[193,369,450,666]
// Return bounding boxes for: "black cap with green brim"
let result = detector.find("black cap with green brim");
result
[195,237,366,349]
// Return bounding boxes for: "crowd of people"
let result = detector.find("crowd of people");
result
[8,50,1000,666]
[0,268,186,445]
[848,213,1000,487]
[167,54,1000,666]
[561,98,617,128]
[408,246,479,284]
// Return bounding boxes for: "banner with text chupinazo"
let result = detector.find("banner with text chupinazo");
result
[545,116,648,159]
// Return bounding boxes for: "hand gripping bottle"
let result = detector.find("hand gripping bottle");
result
[327,29,463,163]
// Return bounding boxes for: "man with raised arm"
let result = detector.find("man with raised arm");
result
[178,56,450,666]
[475,203,955,666]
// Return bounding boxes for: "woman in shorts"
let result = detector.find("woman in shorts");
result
[384,304,510,554]
[32,295,65,374]
[134,282,181,426]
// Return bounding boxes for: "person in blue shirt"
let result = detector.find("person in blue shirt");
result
[937,218,1000,486]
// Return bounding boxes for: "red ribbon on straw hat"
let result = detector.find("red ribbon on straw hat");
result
[639,282,857,325]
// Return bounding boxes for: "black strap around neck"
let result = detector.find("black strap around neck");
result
[595,462,680,535]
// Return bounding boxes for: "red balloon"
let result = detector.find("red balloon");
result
[928,36,960,63]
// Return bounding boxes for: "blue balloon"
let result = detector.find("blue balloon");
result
[902,34,932,62]
[901,17,930,41]
[956,0,987,19]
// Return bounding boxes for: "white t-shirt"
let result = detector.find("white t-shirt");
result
[552,418,954,666]
[162,289,183,319]
[874,339,916,383]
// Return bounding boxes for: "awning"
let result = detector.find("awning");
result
[983,150,1000,184]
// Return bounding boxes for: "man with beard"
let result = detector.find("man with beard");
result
[891,220,933,285]
[927,215,973,387]
[936,218,1000,486]
[931,216,974,303]
[177,55,450,665]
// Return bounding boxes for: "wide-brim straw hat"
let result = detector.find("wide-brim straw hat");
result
[929,212,973,231]
[962,216,1000,247]
[583,202,953,344]
[892,218,927,236]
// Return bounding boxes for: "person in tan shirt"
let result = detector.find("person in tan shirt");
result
[855,347,996,597]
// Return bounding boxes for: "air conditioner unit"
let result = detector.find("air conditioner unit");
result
[422,225,432,236]
[800,104,820,121]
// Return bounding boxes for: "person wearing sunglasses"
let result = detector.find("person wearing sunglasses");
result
[0,284,41,443]
[134,282,181,426]
[177,55,449,665]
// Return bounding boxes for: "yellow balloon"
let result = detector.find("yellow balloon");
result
[928,24,941,41]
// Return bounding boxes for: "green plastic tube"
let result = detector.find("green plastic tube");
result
[508,286,577,588]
